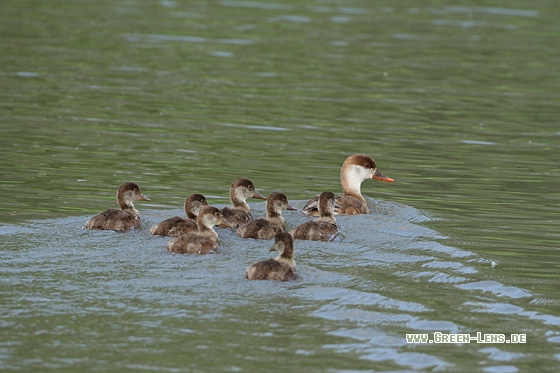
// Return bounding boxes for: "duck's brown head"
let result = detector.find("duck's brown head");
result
[230,177,266,204]
[266,192,297,215]
[117,182,150,210]
[269,232,294,258]
[185,193,208,220]
[198,206,233,229]
[341,154,394,190]
[318,191,337,217]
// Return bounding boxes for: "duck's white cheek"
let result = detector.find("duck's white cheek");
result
[362,167,375,180]
[235,189,245,201]
[347,165,367,184]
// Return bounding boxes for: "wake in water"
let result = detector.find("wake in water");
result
[1,198,559,371]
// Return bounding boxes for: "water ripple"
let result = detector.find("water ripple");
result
[124,33,255,45]
[221,1,292,10]
[298,286,430,312]
[456,281,532,299]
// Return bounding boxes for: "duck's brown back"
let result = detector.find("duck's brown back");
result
[150,217,198,237]
[85,208,140,231]
[236,219,283,240]
[289,221,339,242]
[301,195,320,216]
[303,194,368,215]
[166,233,218,254]
[335,195,369,215]
[245,259,297,281]
[221,207,251,227]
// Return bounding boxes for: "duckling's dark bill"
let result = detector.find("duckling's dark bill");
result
[220,218,234,228]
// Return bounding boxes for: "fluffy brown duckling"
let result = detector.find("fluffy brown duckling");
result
[290,191,339,242]
[166,206,233,254]
[221,177,266,227]
[245,232,298,281]
[85,182,150,231]
[237,192,296,240]
[150,194,208,237]
[302,154,393,216]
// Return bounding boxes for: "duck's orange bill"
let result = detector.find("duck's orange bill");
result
[139,194,151,201]
[373,170,394,182]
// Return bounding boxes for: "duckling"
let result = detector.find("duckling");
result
[221,178,266,227]
[166,206,233,254]
[237,192,296,240]
[302,154,393,216]
[150,194,208,237]
[85,182,150,231]
[290,191,339,242]
[245,232,298,281]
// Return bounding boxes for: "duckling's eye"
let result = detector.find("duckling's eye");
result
[364,163,371,168]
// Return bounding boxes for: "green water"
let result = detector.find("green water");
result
[1,0,559,372]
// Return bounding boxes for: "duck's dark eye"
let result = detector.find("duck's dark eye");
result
[364,163,370,168]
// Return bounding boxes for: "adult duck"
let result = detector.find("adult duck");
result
[302,154,393,215]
